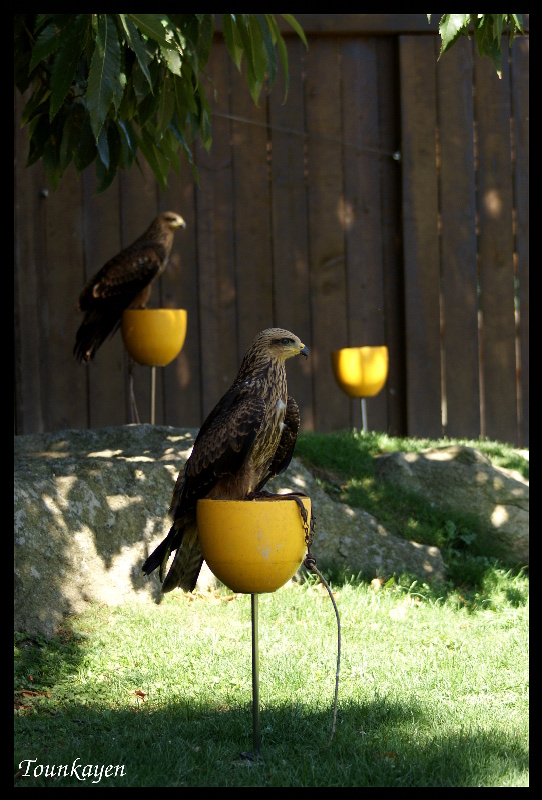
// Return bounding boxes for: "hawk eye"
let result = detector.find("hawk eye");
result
[281,337,293,345]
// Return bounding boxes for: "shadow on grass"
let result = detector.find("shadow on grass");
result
[15,682,528,787]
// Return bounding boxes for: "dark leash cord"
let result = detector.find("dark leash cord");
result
[251,491,341,748]
[287,493,341,748]
[303,554,341,748]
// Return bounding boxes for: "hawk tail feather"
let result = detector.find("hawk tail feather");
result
[162,525,204,593]
[74,310,120,363]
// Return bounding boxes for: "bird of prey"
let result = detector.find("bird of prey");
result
[73,211,186,364]
[142,327,309,593]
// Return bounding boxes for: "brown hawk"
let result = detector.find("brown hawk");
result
[74,211,186,364]
[142,327,309,592]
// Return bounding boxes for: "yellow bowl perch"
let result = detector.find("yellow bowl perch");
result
[331,345,389,398]
[196,497,311,594]
[121,308,187,367]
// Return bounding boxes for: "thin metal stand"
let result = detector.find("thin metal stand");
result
[361,397,368,433]
[150,366,156,425]
[251,593,261,757]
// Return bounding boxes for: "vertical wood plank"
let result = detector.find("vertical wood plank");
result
[14,89,51,434]
[475,51,518,445]
[195,42,239,419]
[118,160,160,424]
[512,37,529,447]
[400,35,443,438]
[161,149,201,428]
[230,60,274,362]
[41,164,88,431]
[79,170,126,429]
[304,37,350,432]
[437,37,481,439]
[268,37,314,430]
[376,38,406,436]
[341,37,388,433]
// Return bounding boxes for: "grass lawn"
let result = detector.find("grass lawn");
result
[14,432,529,787]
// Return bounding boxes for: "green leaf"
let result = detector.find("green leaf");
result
[96,122,109,169]
[137,127,169,191]
[59,101,86,171]
[86,14,122,140]
[233,17,262,105]
[248,15,267,87]
[41,115,64,190]
[29,17,71,72]
[280,14,307,48]
[222,14,244,71]
[26,114,50,168]
[21,83,51,126]
[34,15,55,34]
[510,14,524,34]
[437,14,471,58]
[131,58,154,104]
[195,85,212,150]
[491,14,504,42]
[159,128,181,176]
[135,81,161,128]
[255,14,278,89]
[116,119,138,170]
[117,77,138,121]
[74,110,97,172]
[159,43,182,77]
[195,14,214,68]
[126,14,176,50]
[265,14,289,101]
[49,15,90,121]
[156,72,175,140]
[96,121,121,192]
[473,16,503,77]
[118,14,153,91]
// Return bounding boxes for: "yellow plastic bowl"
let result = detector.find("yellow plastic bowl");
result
[196,497,311,593]
[331,346,389,398]
[121,309,187,367]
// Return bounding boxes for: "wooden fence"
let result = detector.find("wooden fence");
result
[14,15,529,446]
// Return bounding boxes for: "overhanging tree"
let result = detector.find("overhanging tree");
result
[14,14,307,193]
[15,14,525,195]
[429,14,524,78]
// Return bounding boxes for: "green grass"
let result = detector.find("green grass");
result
[14,432,529,786]
[15,575,528,786]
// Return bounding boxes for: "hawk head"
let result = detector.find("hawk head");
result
[253,328,309,362]
[160,211,186,231]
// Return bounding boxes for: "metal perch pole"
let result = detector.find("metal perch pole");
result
[150,366,156,425]
[361,397,368,434]
[251,593,261,757]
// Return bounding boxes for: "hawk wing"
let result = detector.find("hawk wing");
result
[170,382,267,520]
[77,241,168,311]
[142,383,266,588]
[254,395,300,493]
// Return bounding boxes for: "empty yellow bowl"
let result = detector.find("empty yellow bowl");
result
[331,346,389,398]
[121,309,187,366]
[196,497,311,593]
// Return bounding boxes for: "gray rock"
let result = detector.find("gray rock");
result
[15,425,198,638]
[375,445,529,565]
[14,425,447,639]
[265,462,446,585]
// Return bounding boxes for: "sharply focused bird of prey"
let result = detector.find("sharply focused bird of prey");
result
[142,327,309,593]
[73,211,186,364]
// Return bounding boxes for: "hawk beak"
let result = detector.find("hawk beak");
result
[300,344,309,359]
[177,218,186,229]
